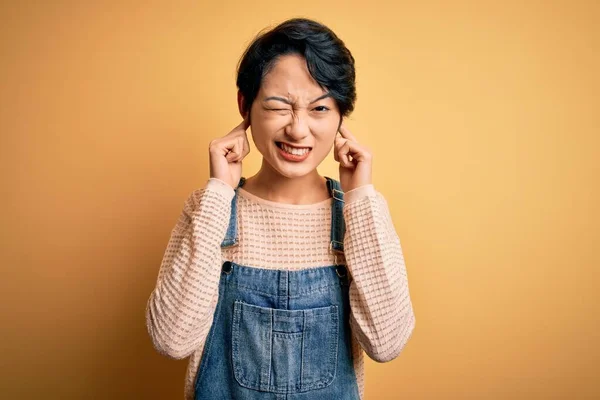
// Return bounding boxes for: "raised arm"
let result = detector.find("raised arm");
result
[145,178,235,359]
[342,184,416,363]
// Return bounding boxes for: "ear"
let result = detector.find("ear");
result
[237,90,249,120]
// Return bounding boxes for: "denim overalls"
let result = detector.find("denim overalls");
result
[194,177,361,400]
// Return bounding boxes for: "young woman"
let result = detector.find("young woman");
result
[146,17,416,400]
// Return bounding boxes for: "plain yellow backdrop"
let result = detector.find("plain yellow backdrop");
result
[1,1,598,399]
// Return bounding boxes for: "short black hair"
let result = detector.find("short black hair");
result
[236,17,356,121]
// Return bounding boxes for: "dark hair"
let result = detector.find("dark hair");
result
[236,17,356,121]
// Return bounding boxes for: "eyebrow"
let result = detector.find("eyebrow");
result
[263,93,332,105]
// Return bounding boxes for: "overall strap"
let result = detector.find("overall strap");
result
[222,177,346,254]
[221,177,246,247]
[325,176,346,255]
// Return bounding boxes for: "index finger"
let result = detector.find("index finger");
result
[230,115,250,135]
[338,122,358,142]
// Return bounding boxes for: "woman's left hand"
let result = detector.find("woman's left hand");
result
[334,122,373,192]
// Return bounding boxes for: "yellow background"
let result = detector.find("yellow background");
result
[1,1,598,399]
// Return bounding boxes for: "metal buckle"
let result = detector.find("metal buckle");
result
[332,188,345,202]
[328,241,345,266]
[335,265,347,277]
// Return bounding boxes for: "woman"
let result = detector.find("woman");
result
[146,17,416,400]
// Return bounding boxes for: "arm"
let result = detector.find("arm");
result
[343,184,416,363]
[145,178,235,359]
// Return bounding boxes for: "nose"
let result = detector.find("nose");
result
[284,112,310,141]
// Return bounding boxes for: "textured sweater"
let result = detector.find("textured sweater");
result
[145,177,416,400]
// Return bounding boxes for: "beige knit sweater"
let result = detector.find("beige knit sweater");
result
[146,177,416,400]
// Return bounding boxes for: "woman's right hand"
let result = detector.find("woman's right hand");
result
[208,116,251,189]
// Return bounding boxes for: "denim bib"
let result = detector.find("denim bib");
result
[194,177,360,399]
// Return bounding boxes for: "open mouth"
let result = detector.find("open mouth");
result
[276,141,312,154]
[275,141,312,161]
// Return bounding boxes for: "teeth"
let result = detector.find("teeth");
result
[281,143,310,156]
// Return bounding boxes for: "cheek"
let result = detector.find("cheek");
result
[247,121,277,155]
[313,119,340,141]
[302,113,338,136]
[310,131,338,159]
[254,109,290,131]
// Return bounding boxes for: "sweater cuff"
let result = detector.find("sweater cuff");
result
[343,184,376,204]
[205,178,236,201]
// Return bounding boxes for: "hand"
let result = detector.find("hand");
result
[209,116,251,189]
[334,122,373,192]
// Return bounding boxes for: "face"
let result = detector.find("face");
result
[243,54,341,179]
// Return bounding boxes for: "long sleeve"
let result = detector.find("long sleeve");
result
[145,178,235,359]
[342,184,416,363]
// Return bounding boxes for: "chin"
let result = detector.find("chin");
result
[273,165,316,178]
[266,158,317,178]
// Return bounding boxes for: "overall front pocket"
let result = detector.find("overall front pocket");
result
[231,300,339,394]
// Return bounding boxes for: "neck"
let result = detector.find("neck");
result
[244,159,328,205]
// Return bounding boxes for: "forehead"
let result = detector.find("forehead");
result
[260,54,328,100]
